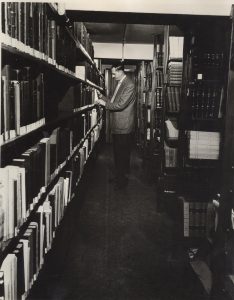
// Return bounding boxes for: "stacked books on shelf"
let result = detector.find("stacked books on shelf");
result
[72,22,95,60]
[1,3,76,72]
[179,196,215,238]
[166,86,180,112]
[155,89,163,108]
[144,62,152,91]
[0,107,102,245]
[188,131,220,160]
[168,61,183,85]
[166,61,183,113]
[75,62,101,86]
[1,64,45,144]
[0,107,103,299]
[156,44,163,66]
[156,70,163,87]
[192,52,224,80]
[0,173,72,300]
[188,83,223,120]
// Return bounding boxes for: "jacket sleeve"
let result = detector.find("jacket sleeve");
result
[105,83,135,111]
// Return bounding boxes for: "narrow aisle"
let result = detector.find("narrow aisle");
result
[29,144,208,300]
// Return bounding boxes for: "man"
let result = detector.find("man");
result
[96,61,136,189]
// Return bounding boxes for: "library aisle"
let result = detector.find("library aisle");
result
[28,144,208,300]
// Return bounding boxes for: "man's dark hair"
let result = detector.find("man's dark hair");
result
[112,61,125,71]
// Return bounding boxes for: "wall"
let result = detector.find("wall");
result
[93,43,154,60]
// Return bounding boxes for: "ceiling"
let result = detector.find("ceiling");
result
[84,23,183,44]
[66,9,227,46]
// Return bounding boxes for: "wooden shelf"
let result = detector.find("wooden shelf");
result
[1,40,104,91]
[0,113,103,262]
[0,104,100,155]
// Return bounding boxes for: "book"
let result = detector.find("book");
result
[38,138,50,186]
[13,242,25,298]
[188,131,220,160]
[0,254,17,300]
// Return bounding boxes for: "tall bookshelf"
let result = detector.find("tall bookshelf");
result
[0,3,104,299]
[157,16,234,298]
[135,33,165,179]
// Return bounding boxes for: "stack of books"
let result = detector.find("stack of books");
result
[168,61,183,85]
[188,84,223,120]
[1,64,45,144]
[0,173,72,300]
[179,196,215,238]
[188,131,220,160]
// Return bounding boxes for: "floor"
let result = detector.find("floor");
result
[28,143,208,300]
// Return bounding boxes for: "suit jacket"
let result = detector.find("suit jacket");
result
[103,76,136,134]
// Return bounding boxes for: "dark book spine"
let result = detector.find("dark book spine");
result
[19,2,25,44]
[1,64,11,140]
[24,3,30,45]
[13,244,25,298]
[1,3,6,34]
[9,81,16,132]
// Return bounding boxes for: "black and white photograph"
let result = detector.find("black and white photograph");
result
[1,1,234,299]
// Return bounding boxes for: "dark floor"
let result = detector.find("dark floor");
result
[28,144,208,300]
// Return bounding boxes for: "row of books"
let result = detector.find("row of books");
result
[166,86,181,112]
[192,52,224,69]
[188,131,220,160]
[180,196,215,238]
[0,174,72,300]
[168,61,183,85]
[1,3,77,72]
[0,115,103,299]
[72,108,101,147]
[70,120,102,191]
[188,85,223,120]
[58,83,96,114]
[156,51,164,67]
[155,70,163,87]
[72,22,95,60]
[142,89,163,107]
[0,108,102,243]
[1,64,45,144]
[0,115,102,299]
[75,62,103,87]
[0,129,71,243]
[143,62,152,91]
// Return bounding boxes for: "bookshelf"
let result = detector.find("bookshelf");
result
[135,36,165,151]
[156,16,234,298]
[0,2,104,298]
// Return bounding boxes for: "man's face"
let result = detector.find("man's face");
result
[111,67,122,81]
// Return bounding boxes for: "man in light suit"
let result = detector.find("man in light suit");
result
[96,61,136,189]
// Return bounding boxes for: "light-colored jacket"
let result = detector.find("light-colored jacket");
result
[102,76,136,134]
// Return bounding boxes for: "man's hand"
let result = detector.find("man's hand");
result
[95,98,106,106]
[96,90,102,98]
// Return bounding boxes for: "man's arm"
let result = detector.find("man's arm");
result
[95,91,108,106]
[106,84,135,111]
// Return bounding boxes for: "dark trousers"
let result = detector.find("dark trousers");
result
[112,133,133,184]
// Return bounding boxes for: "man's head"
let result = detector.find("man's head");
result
[111,61,125,81]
